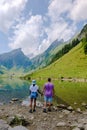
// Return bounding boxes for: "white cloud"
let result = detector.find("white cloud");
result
[9,15,44,57]
[39,20,76,53]
[38,0,77,55]
[48,0,72,22]
[39,0,76,49]
[5,0,87,57]
[70,0,87,22]
[0,0,27,32]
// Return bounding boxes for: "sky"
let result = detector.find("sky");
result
[0,0,87,58]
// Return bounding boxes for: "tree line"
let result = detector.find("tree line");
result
[50,38,80,64]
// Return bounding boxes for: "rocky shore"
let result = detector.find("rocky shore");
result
[0,100,87,130]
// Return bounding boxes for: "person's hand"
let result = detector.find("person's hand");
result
[41,93,43,96]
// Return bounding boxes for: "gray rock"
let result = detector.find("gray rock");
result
[78,118,87,124]
[56,122,66,127]
[57,104,67,109]
[8,125,28,130]
[63,110,70,115]
[76,108,82,113]
[72,127,80,130]
[8,115,29,126]
[84,124,87,130]
[11,98,19,101]
[36,101,43,107]
[59,114,64,118]
[81,102,86,106]
[53,106,58,111]
[74,102,77,105]
[0,119,9,130]
[67,106,73,111]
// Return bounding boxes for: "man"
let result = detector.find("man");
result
[43,78,55,112]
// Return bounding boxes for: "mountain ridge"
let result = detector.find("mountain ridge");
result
[0,48,32,69]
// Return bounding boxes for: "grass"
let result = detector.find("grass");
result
[36,79,87,110]
[26,42,87,79]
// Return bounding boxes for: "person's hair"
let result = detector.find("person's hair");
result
[48,78,51,82]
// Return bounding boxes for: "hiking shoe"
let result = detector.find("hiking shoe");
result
[33,109,36,112]
[29,109,32,113]
[48,108,51,112]
[43,108,47,113]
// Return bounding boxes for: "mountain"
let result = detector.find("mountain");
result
[31,39,65,69]
[24,24,87,79]
[0,48,32,69]
[78,24,87,40]
[25,41,87,79]
[31,24,87,70]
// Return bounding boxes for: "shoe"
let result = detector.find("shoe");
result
[48,108,51,112]
[33,109,36,112]
[29,109,32,113]
[43,108,47,113]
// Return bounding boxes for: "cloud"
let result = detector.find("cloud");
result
[38,0,77,54]
[6,0,87,57]
[0,0,27,32]
[47,0,76,39]
[9,0,77,57]
[70,0,87,22]
[9,15,44,57]
[48,0,72,22]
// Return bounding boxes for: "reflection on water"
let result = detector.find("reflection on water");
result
[0,78,30,103]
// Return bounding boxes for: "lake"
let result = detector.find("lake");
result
[0,78,30,103]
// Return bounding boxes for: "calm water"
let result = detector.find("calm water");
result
[0,78,30,103]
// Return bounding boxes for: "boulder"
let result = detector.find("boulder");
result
[0,119,9,130]
[8,115,29,126]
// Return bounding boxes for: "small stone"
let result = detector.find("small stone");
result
[9,101,14,104]
[81,102,86,106]
[76,108,82,113]
[56,122,66,127]
[67,106,73,111]
[44,118,47,121]
[72,127,80,130]
[11,98,19,101]
[59,114,64,118]
[57,104,67,109]
[53,106,58,111]
[63,110,70,115]
[30,116,34,120]
[74,102,77,105]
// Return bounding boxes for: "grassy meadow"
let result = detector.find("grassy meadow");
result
[35,79,87,110]
[27,42,87,79]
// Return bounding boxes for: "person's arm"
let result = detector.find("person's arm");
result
[29,86,31,95]
[38,89,43,96]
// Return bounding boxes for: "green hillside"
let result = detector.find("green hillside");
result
[26,42,87,79]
